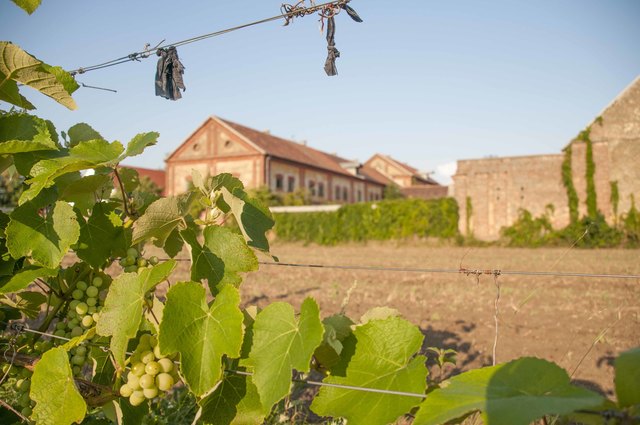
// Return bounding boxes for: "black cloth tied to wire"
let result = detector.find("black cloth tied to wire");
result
[323,3,363,77]
[155,47,186,100]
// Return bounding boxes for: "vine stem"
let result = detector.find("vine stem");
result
[0,398,29,423]
[492,274,501,366]
[113,166,132,217]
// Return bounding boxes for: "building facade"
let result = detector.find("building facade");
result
[165,116,385,202]
[363,153,447,199]
[452,76,640,240]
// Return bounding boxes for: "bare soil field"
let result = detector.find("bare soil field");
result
[154,242,640,398]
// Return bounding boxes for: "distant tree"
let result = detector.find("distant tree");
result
[248,186,282,207]
[282,188,311,206]
[383,183,405,200]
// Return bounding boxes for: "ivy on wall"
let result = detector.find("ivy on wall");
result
[579,127,598,217]
[561,146,579,224]
[610,180,620,225]
[465,196,473,237]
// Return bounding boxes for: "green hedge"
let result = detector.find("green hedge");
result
[274,198,459,244]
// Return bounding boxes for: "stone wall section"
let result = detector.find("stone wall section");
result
[452,77,639,240]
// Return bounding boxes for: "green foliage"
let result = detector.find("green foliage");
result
[311,315,428,425]
[383,183,404,200]
[160,282,244,397]
[131,195,193,247]
[614,347,640,408]
[623,195,640,247]
[197,371,263,424]
[96,261,176,367]
[6,195,80,268]
[610,180,620,224]
[0,265,56,295]
[248,186,282,207]
[465,196,473,236]
[281,187,311,206]
[0,113,59,154]
[11,0,43,15]
[501,209,553,247]
[182,226,257,294]
[249,298,324,413]
[30,347,87,425]
[0,42,78,110]
[580,128,598,217]
[274,197,459,244]
[562,146,579,224]
[413,357,604,425]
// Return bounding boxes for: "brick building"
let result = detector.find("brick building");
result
[363,154,447,200]
[165,116,386,203]
[452,76,640,240]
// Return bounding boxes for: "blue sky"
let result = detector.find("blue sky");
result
[2,0,639,183]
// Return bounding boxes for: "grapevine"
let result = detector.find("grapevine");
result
[0,3,638,425]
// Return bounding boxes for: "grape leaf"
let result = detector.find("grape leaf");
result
[120,132,159,160]
[202,226,258,287]
[115,167,139,193]
[249,298,323,412]
[0,114,59,154]
[615,347,640,408]
[6,197,80,268]
[0,265,56,295]
[11,0,42,14]
[314,314,354,371]
[219,186,274,254]
[90,336,115,387]
[21,139,124,204]
[13,291,47,318]
[0,42,77,110]
[182,226,257,295]
[67,123,103,148]
[59,173,113,213]
[159,282,244,397]
[76,202,126,268]
[156,227,183,258]
[311,316,428,425]
[30,347,87,425]
[196,370,264,425]
[412,357,604,425]
[132,194,193,246]
[96,260,176,368]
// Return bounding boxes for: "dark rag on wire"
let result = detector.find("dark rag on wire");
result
[323,3,362,76]
[324,17,340,76]
[155,47,186,100]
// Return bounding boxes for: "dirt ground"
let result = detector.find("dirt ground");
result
[155,242,640,398]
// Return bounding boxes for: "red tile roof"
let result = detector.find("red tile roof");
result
[220,118,356,178]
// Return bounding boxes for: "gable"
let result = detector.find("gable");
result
[167,117,260,162]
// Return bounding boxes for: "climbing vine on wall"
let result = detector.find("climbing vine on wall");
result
[579,127,598,217]
[561,146,579,224]
[610,180,620,225]
[465,196,473,237]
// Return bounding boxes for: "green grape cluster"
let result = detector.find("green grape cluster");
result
[119,247,159,273]
[120,334,180,406]
[54,276,105,339]
[52,276,106,376]
[12,369,35,417]
[2,339,52,419]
